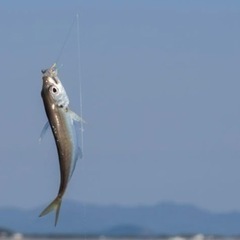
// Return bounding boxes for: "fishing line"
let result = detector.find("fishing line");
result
[76,13,85,157]
[55,16,76,65]
[76,14,88,240]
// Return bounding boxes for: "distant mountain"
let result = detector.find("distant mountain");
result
[0,227,13,237]
[1,201,240,236]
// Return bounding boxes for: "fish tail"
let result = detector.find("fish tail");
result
[39,196,62,226]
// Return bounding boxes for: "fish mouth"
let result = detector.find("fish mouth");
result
[42,63,59,84]
[41,63,56,74]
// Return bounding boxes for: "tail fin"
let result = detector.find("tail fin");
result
[39,196,62,226]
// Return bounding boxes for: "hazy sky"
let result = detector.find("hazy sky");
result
[1,0,240,212]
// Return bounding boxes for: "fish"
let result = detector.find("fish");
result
[39,63,84,226]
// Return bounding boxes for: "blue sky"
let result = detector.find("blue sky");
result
[1,0,240,212]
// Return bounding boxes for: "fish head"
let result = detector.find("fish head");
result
[41,63,69,108]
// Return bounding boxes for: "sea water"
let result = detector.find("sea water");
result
[1,235,240,240]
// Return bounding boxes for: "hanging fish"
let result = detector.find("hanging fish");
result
[39,63,84,226]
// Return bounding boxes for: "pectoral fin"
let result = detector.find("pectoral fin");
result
[39,121,50,142]
[68,109,86,123]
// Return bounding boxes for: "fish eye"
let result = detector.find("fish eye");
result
[49,86,59,94]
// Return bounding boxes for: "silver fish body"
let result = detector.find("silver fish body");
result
[39,64,82,225]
